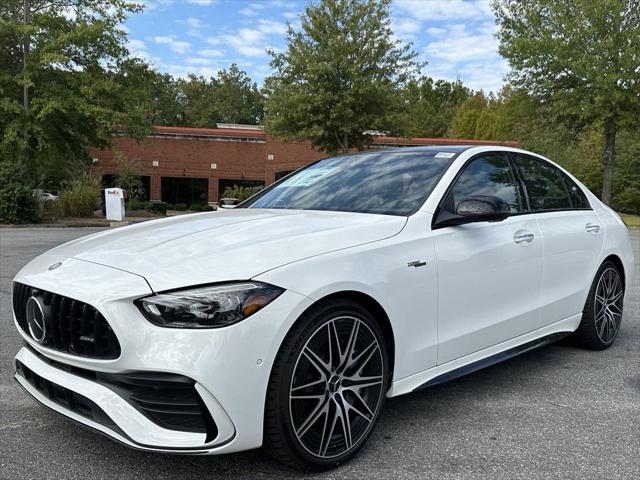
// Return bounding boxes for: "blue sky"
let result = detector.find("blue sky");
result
[126,0,507,93]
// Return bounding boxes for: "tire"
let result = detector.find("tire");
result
[263,299,389,470]
[572,261,625,350]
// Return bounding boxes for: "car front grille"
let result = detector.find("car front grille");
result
[12,282,121,359]
[15,359,118,431]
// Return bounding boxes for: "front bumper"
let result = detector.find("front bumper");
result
[13,257,314,454]
[14,346,234,452]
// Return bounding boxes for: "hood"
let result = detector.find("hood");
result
[45,209,406,291]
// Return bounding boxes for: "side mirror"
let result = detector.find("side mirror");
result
[435,194,510,228]
[456,195,509,220]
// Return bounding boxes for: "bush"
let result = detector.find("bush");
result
[173,203,188,211]
[58,176,101,217]
[612,185,640,215]
[222,185,263,202]
[190,203,214,212]
[0,160,38,224]
[147,202,168,215]
[40,199,61,222]
[127,199,151,211]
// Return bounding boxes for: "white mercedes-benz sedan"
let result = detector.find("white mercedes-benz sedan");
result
[12,146,634,469]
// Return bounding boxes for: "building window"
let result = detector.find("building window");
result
[161,177,209,206]
[275,171,294,181]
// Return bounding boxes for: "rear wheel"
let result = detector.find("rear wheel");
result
[573,261,624,349]
[264,300,389,470]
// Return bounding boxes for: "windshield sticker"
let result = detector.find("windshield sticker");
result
[279,166,337,187]
[434,152,456,158]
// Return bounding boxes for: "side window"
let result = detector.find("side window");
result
[446,153,522,214]
[562,174,590,209]
[514,154,571,211]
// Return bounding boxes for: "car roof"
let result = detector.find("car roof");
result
[373,145,488,155]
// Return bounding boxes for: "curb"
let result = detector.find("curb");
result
[0,218,156,229]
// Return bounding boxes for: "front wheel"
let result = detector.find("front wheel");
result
[573,261,625,350]
[264,300,389,470]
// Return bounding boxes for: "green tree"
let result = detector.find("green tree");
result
[216,64,264,124]
[178,74,217,127]
[114,152,144,202]
[0,158,37,223]
[0,0,150,198]
[449,92,490,139]
[177,65,265,127]
[400,77,471,138]
[492,0,640,204]
[138,68,184,127]
[264,0,420,154]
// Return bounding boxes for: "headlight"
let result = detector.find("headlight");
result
[136,282,284,329]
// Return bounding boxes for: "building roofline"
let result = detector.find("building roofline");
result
[150,125,518,146]
[154,125,266,138]
[372,136,519,147]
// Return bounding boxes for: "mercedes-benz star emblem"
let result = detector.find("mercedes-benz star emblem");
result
[48,261,62,271]
[26,296,46,343]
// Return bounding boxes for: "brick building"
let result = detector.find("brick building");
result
[91,124,517,205]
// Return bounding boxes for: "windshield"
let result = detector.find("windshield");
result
[243,150,458,216]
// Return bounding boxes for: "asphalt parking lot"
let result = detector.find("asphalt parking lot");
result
[1,227,638,480]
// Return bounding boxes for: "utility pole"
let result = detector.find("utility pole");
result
[22,0,31,169]
[23,0,30,112]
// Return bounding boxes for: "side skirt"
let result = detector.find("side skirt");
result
[413,331,571,391]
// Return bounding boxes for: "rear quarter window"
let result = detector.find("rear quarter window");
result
[562,175,591,209]
[514,154,572,211]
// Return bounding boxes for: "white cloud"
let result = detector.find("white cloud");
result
[423,23,506,92]
[257,19,288,35]
[393,17,422,37]
[186,57,215,65]
[396,0,492,21]
[186,0,216,5]
[282,11,297,19]
[425,23,497,63]
[163,63,221,78]
[171,40,191,54]
[153,35,173,44]
[139,0,175,11]
[208,19,286,58]
[216,28,267,56]
[128,38,148,59]
[427,57,507,93]
[239,8,258,16]
[426,26,447,36]
[178,17,207,28]
[198,48,224,57]
[153,35,192,54]
[128,38,162,65]
[129,38,147,51]
[271,0,295,8]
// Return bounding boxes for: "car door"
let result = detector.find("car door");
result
[511,153,604,323]
[432,152,544,365]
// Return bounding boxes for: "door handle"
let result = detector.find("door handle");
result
[513,230,534,244]
[585,223,601,234]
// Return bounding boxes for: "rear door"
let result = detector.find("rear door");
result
[432,152,544,364]
[511,153,604,323]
